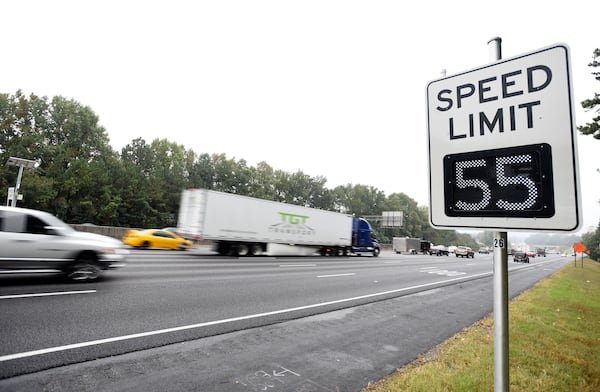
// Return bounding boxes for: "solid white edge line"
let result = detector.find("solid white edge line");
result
[0,271,492,362]
[317,273,356,278]
[0,290,97,300]
[279,264,317,267]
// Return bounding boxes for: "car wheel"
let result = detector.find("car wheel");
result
[140,241,151,249]
[67,257,101,282]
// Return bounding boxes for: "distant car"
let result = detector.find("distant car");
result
[513,251,530,263]
[429,245,449,256]
[526,251,536,258]
[0,206,128,281]
[478,247,490,254]
[122,229,192,250]
[455,246,474,258]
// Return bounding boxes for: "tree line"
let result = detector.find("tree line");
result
[0,90,482,247]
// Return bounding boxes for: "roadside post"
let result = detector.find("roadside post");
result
[573,242,587,268]
[5,157,39,207]
[426,39,581,391]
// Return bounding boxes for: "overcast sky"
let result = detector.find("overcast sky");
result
[3,0,599,234]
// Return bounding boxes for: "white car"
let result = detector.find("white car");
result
[0,206,128,281]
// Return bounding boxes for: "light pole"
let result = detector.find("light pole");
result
[6,156,39,207]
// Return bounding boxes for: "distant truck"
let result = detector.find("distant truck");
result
[393,237,421,254]
[176,189,381,257]
[392,237,432,254]
[536,248,547,257]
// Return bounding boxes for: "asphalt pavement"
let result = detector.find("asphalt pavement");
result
[0,255,568,392]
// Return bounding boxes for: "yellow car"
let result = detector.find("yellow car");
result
[122,229,192,250]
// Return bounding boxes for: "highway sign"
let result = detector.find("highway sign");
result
[427,44,581,231]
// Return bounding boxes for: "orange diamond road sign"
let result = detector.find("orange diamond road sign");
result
[573,242,586,253]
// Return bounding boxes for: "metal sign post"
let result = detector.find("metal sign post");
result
[489,37,509,392]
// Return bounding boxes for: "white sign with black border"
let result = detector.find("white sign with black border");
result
[427,43,581,231]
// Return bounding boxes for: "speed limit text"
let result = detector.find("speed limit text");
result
[435,65,552,140]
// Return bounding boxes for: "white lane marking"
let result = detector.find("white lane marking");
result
[279,264,317,268]
[0,271,491,362]
[0,269,61,274]
[421,267,467,277]
[0,290,96,300]
[317,273,356,278]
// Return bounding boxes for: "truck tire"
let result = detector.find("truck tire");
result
[247,244,260,256]
[373,248,380,257]
[237,244,250,256]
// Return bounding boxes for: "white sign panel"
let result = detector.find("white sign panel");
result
[427,44,581,231]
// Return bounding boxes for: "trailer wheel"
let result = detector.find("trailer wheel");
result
[247,244,259,256]
[237,244,250,256]
[216,242,233,256]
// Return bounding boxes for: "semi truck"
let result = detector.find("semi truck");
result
[176,189,381,257]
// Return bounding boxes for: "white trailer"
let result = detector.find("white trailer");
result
[392,237,422,254]
[177,189,380,256]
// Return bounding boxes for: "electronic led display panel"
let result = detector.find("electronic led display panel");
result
[443,144,554,218]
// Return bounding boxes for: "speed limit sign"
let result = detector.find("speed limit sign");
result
[426,44,581,231]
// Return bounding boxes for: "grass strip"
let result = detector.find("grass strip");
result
[364,259,600,392]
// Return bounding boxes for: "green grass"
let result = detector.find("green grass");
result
[364,259,600,392]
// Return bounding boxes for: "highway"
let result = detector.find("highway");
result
[0,248,571,391]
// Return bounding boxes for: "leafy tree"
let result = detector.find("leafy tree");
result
[38,96,114,221]
[475,231,495,248]
[121,138,155,176]
[188,152,216,190]
[0,91,48,200]
[247,161,278,201]
[332,184,386,217]
[582,222,600,261]
[211,153,246,194]
[579,48,600,139]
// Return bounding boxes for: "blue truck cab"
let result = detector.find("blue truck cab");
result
[351,217,381,257]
